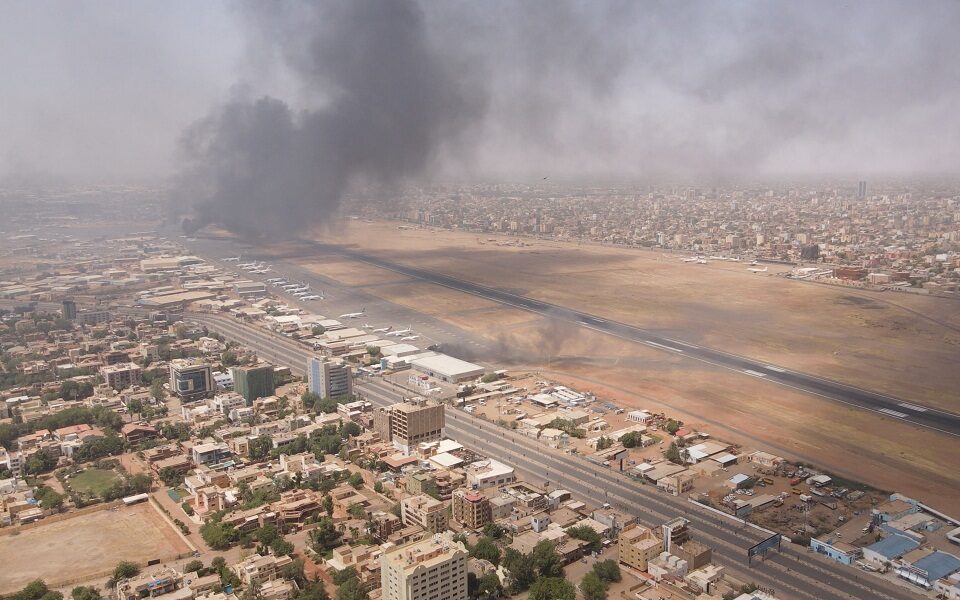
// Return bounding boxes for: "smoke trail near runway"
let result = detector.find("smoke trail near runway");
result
[173,0,484,237]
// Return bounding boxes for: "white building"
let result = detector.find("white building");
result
[380,532,468,600]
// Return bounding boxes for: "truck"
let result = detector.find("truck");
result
[789,477,802,486]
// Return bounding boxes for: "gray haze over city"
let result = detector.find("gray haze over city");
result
[2,0,959,189]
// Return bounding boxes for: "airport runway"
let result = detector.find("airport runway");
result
[186,233,960,438]
[188,311,922,600]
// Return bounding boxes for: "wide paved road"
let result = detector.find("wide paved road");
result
[187,312,924,600]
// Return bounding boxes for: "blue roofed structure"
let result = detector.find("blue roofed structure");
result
[863,534,920,564]
[896,551,960,589]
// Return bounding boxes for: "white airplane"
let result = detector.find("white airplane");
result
[301,295,321,301]
[372,326,393,334]
[281,283,300,289]
[749,260,759,266]
[293,291,309,297]
[696,259,709,264]
[388,327,413,337]
[238,262,257,268]
[289,286,310,293]
[400,335,420,341]
[682,257,700,263]
[362,323,374,329]
[266,277,284,283]
[339,308,366,319]
[223,256,241,262]
[748,266,768,273]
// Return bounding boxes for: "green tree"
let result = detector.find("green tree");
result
[309,517,341,552]
[502,548,535,593]
[531,540,563,578]
[24,449,59,475]
[323,494,334,516]
[249,435,273,461]
[665,442,683,465]
[113,561,140,581]
[334,578,367,600]
[159,467,185,488]
[183,560,204,574]
[150,379,166,403]
[373,480,383,494]
[620,431,643,448]
[472,573,503,600]
[12,580,52,600]
[70,587,101,600]
[595,436,613,451]
[331,566,359,586]
[529,577,574,600]
[580,572,607,600]
[341,421,361,438]
[201,520,239,550]
[470,537,501,565]
[270,538,295,557]
[665,419,681,435]
[592,559,621,583]
[37,487,65,511]
[566,525,602,554]
[347,472,364,489]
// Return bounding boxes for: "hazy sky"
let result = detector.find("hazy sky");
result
[1,0,959,186]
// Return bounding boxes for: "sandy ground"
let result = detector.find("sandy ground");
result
[0,502,191,593]
[252,222,960,511]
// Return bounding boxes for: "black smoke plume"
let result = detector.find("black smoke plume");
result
[173,0,484,236]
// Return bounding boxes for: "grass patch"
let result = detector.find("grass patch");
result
[69,468,121,497]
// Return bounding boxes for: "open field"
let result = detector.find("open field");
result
[0,502,191,593]
[68,468,121,497]
[307,221,960,410]
[255,221,960,510]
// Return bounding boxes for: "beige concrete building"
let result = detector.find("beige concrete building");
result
[400,493,448,533]
[619,524,664,572]
[380,532,468,600]
[390,400,444,453]
[452,488,491,530]
[101,362,142,391]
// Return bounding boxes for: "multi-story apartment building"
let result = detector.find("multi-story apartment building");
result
[619,523,664,571]
[232,364,275,403]
[101,362,142,391]
[452,488,491,530]
[169,359,213,401]
[400,494,448,534]
[389,400,444,453]
[380,532,468,600]
[307,357,352,399]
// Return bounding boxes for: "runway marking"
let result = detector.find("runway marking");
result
[878,408,908,419]
[646,341,683,353]
[897,403,927,413]
[668,339,698,349]
[764,365,786,373]
[743,369,767,377]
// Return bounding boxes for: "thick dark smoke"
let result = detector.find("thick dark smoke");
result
[174,0,484,236]
[169,0,960,236]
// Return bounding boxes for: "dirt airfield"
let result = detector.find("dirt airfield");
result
[261,220,959,510]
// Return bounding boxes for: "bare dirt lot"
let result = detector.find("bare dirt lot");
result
[256,221,960,511]
[0,502,191,593]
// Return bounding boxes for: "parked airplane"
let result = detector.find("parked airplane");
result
[339,308,366,319]
[372,326,393,334]
[400,335,420,341]
[223,256,241,262]
[301,295,321,301]
[388,328,413,337]
[682,256,700,263]
[266,278,284,283]
[748,266,768,273]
